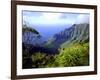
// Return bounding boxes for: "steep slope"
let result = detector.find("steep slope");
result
[22,25,43,46]
[45,23,89,49]
[61,23,89,47]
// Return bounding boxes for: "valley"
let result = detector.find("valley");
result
[22,23,89,69]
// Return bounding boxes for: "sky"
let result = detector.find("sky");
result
[22,11,90,40]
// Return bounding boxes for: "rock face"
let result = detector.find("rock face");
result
[22,26,59,56]
[22,31,41,45]
[22,25,45,46]
[22,23,89,49]
[45,23,89,48]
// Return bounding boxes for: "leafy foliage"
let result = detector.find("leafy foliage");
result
[54,43,89,67]
[23,43,89,68]
[31,52,55,68]
[22,26,39,34]
[31,52,46,68]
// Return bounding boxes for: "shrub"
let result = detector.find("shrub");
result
[54,43,89,67]
[31,52,46,68]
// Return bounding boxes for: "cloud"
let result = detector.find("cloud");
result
[76,14,90,24]
[23,11,90,28]
[42,13,62,21]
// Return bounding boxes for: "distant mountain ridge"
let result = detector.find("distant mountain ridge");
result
[45,23,89,48]
[22,23,89,49]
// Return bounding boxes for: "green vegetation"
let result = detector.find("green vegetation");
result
[23,42,89,68]
[31,52,55,68]
[22,23,89,68]
[22,27,39,34]
[31,52,46,68]
[54,43,89,67]
[22,24,39,34]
